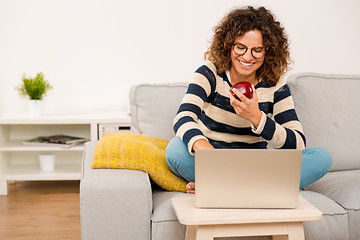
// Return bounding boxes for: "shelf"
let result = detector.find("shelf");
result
[0,163,81,181]
[0,140,85,151]
[0,111,131,195]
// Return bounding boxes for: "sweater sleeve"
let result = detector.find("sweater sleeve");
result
[252,82,306,150]
[173,64,216,154]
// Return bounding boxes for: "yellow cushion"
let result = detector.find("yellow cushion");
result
[91,132,187,192]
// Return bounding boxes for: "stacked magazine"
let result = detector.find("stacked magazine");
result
[23,135,88,148]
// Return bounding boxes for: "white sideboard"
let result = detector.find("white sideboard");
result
[0,112,131,195]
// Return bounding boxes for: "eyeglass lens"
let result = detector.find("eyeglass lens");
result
[233,44,265,58]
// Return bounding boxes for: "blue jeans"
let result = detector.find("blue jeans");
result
[165,137,332,189]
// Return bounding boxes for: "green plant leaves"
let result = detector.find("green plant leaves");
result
[16,72,53,100]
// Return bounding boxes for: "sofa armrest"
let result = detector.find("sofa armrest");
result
[80,141,152,240]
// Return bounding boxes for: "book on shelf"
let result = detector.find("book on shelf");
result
[22,135,88,148]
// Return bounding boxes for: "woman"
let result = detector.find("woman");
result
[166,6,332,194]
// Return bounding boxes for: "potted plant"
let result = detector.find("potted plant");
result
[15,72,53,117]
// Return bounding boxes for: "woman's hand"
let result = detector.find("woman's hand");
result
[192,139,214,151]
[229,85,262,128]
[188,139,213,194]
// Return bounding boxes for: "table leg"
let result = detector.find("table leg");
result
[196,225,215,240]
[287,222,305,240]
[185,226,196,240]
[0,180,7,195]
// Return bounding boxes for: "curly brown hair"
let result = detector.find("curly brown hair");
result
[205,6,291,85]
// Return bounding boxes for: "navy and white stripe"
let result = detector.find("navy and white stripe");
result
[173,62,306,154]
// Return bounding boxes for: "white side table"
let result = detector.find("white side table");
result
[172,195,322,240]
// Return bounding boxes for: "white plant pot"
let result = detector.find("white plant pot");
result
[28,100,44,117]
[38,153,56,172]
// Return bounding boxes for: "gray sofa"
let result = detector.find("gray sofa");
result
[80,73,360,240]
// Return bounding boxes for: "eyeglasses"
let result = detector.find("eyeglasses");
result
[233,43,266,59]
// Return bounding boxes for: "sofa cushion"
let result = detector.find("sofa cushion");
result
[129,82,188,142]
[287,73,360,171]
[91,132,187,192]
[306,170,360,210]
[300,190,348,215]
[300,190,349,240]
[152,190,187,222]
[306,170,360,240]
[152,221,186,240]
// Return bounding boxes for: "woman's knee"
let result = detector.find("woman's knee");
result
[166,137,192,167]
[166,137,187,160]
[311,147,333,171]
[300,147,332,188]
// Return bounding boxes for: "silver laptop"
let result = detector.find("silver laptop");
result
[195,149,302,209]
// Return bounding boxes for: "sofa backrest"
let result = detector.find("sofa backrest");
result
[287,73,360,171]
[129,82,188,142]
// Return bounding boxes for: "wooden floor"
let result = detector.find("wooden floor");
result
[0,181,81,240]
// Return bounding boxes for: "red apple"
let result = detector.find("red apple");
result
[230,81,253,100]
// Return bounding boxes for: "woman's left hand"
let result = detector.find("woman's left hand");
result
[229,85,262,128]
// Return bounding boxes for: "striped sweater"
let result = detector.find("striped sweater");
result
[173,62,306,154]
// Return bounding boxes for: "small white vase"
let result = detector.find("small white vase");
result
[28,100,44,117]
[38,153,56,172]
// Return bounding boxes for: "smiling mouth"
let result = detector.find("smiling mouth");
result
[239,60,254,67]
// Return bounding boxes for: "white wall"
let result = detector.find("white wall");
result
[1,0,359,115]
